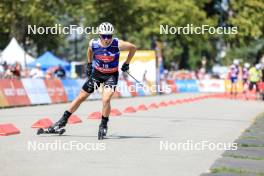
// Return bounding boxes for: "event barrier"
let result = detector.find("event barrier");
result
[0,79,31,106]
[0,78,258,108]
[22,78,51,104]
[175,80,199,93]
[60,79,80,101]
[198,79,225,93]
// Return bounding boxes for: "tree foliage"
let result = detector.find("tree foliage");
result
[0,0,264,69]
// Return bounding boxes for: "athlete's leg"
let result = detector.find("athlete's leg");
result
[101,86,115,117]
[68,90,91,113]
[98,86,115,138]
[48,78,100,132]
[98,72,118,137]
[234,81,238,99]
[101,72,118,118]
[243,80,249,100]
[230,83,233,95]
[230,78,234,97]
[256,82,260,100]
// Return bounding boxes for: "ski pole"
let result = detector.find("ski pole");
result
[125,71,144,87]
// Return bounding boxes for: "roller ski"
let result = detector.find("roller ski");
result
[98,117,109,140]
[36,111,71,136]
[37,128,66,135]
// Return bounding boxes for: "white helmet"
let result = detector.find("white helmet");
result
[98,22,114,35]
[230,64,236,69]
[233,59,240,65]
[255,63,261,69]
[244,63,250,68]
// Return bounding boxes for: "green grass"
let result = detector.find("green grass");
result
[211,167,249,174]
[238,143,264,148]
[240,136,258,140]
[239,136,264,140]
[244,129,251,133]
[224,154,264,160]
[211,167,264,176]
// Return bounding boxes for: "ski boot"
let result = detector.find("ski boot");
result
[37,111,71,135]
[98,117,109,140]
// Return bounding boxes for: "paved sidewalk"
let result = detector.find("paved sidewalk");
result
[201,113,264,176]
[0,94,263,176]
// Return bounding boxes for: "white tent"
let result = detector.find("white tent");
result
[0,38,35,67]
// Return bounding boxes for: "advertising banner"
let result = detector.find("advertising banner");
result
[224,80,243,93]
[198,79,225,93]
[166,80,177,93]
[125,80,138,97]
[119,50,156,83]
[61,79,80,101]
[22,78,51,104]
[117,80,131,97]
[0,79,30,106]
[44,79,68,103]
[175,80,199,92]
[0,88,9,107]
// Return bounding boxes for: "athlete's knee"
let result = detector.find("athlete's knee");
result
[102,97,111,106]
[77,93,88,102]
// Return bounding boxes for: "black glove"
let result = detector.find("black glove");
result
[121,63,129,72]
[85,63,92,77]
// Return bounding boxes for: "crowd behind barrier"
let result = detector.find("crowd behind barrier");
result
[0,61,68,79]
[0,77,254,108]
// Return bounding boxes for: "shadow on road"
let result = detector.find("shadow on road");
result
[37,134,162,140]
[106,134,162,140]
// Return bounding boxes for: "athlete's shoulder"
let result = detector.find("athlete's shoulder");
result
[88,39,93,48]
[111,38,119,47]
[90,38,100,48]
[112,37,119,43]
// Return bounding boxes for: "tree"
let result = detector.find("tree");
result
[0,0,83,55]
[225,0,264,63]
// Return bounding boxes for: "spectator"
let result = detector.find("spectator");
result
[2,61,8,71]
[30,63,44,78]
[4,65,13,78]
[11,61,22,78]
[21,67,32,78]
[54,65,66,78]
[0,63,4,78]
[249,63,262,99]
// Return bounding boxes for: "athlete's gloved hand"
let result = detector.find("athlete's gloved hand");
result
[121,63,129,72]
[86,63,93,77]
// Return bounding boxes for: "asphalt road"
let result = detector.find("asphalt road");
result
[0,93,263,176]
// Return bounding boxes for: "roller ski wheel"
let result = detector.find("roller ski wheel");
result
[37,128,44,135]
[98,126,107,140]
[37,128,66,136]
[58,128,66,135]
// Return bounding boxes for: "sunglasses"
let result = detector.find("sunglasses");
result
[100,34,113,39]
